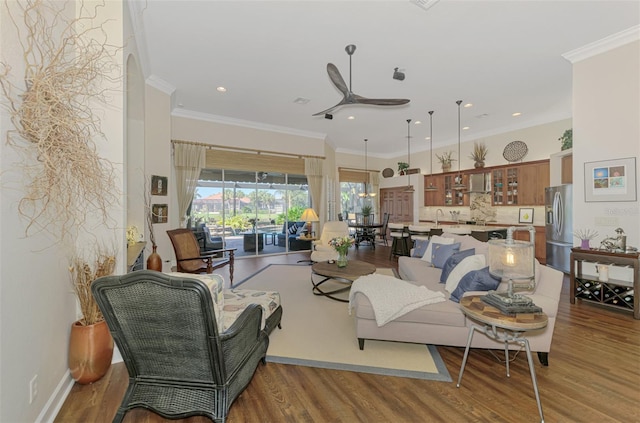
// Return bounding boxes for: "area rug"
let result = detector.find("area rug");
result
[235,264,452,381]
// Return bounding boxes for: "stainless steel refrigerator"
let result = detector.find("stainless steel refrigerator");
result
[545,185,573,273]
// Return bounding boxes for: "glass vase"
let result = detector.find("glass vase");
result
[580,239,590,250]
[336,250,348,268]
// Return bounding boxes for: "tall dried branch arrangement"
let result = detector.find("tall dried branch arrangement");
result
[0,0,120,243]
[69,249,115,326]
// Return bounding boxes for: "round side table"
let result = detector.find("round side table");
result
[457,295,548,423]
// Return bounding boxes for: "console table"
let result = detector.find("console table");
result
[570,248,639,319]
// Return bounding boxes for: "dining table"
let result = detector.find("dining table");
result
[347,221,383,248]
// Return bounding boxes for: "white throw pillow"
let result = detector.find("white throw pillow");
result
[421,235,454,264]
[444,254,487,294]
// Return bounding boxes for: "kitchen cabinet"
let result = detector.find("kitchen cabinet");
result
[424,174,446,206]
[561,154,573,184]
[492,167,518,205]
[518,161,550,205]
[444,174,468,206]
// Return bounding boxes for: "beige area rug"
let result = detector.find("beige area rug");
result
[235,264,451,381]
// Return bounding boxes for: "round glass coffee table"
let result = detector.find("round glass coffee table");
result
[311,260,376,302]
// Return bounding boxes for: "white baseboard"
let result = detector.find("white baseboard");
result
[37,370,74,423]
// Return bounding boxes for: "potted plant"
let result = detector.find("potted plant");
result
[436,151,456,172]
[68,250,116,384]
[397,162,409,175]
[559,129,572,150]
[361,204,372,217]
[469,142,488,168]
[329,236,355,268]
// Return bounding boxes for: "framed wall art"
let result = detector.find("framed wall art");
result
[151,175,168,196]
[584,157,637,202]
[518,208,534,224]
[151,204,168,224]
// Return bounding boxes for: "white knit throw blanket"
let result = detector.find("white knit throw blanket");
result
[348,274,446,327]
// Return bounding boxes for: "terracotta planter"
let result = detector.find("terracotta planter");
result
[146,245,162,271]
[68,320,113,384]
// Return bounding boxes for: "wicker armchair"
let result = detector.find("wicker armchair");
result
[167,228,236,285]
[92,270,269,423]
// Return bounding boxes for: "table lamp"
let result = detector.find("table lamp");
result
[300,208,319,237]
[484,226,541,313]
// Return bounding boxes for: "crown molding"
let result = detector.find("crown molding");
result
[563,25,640,63]
[171,108,327,141]
[146,75,176,95]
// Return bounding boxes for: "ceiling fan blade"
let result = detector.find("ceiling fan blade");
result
[326,63,349,96]
[352,95,410,106]
[312,98,348,116]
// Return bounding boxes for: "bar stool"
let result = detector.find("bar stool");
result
[408,225,431,247]
[389,223,410,259]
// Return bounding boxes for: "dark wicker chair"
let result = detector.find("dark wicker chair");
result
[92,270,269,423]
[167,228,236,285]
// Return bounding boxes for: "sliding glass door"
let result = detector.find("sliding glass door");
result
[194,169,310,257]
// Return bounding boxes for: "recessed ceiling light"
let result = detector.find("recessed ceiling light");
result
[347,116,355,120]
[293,97,310,105]
[463,126,470,130]
[425,136,431,140]
[512,112,522,117]
[464,103,473,108]
[414,120,422,125]
[216,86,227,92]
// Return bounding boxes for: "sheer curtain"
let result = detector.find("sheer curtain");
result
[305,157,324,224]
[174,143,206,227]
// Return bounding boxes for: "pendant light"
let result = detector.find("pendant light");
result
[453,100,466,191]
[404,119,414,192]
[358,138,376,198]
[425,110,438,192]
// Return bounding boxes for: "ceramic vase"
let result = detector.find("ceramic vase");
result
[442,164,451,172]
[68,320,113,384]
[580,239,590,250]
[147,245,162,271]
[336,250,348,268]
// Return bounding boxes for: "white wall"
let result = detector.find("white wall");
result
[0,1,125,421]
[571,38,640,248]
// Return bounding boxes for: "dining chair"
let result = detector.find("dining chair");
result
[376,213,390,246]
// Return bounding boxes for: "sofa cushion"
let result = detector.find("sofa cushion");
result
[412,239,429,258]
[449,267,501,303]
[431,242,461,268]
[442,233,489,258]
[440,248,476,283]
[444,254,487,294]
[421,235,454,264]
[398,256,442,283]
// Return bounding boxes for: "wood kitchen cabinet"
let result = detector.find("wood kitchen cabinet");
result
[444,174,468,206]
[424,174,446,206]
[518,161,550,205]
[492,167,518,205]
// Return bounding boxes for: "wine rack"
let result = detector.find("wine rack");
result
[570,248,640,319]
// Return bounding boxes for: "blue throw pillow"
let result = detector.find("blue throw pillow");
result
[440,248,476,283]
[412,239,429,258]
[431,242,461,269]
[450,267,501,303]
[287,223,299,235]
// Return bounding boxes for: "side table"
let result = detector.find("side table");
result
[457,295,548,423]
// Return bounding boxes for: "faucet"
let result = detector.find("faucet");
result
[435,209,444,227]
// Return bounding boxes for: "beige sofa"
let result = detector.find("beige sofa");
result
[350,233,564,365]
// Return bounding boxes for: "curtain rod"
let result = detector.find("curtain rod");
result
[172,139,325,160]
[338,166,381,173]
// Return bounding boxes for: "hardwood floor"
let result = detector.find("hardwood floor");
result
[54,245,640,423]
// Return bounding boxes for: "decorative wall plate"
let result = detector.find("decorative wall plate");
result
[503,140,528,162]
[382,168,394,178]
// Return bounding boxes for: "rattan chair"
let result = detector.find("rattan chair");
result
[92,270,269,423]
[167,228,236,285]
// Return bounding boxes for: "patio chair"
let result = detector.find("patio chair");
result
[167,228,236,285]
[92,270,269,423]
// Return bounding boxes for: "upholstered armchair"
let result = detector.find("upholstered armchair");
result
[92,270,269,423]
[310,221,349,263]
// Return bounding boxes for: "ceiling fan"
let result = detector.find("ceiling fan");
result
[313,44,410,116]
